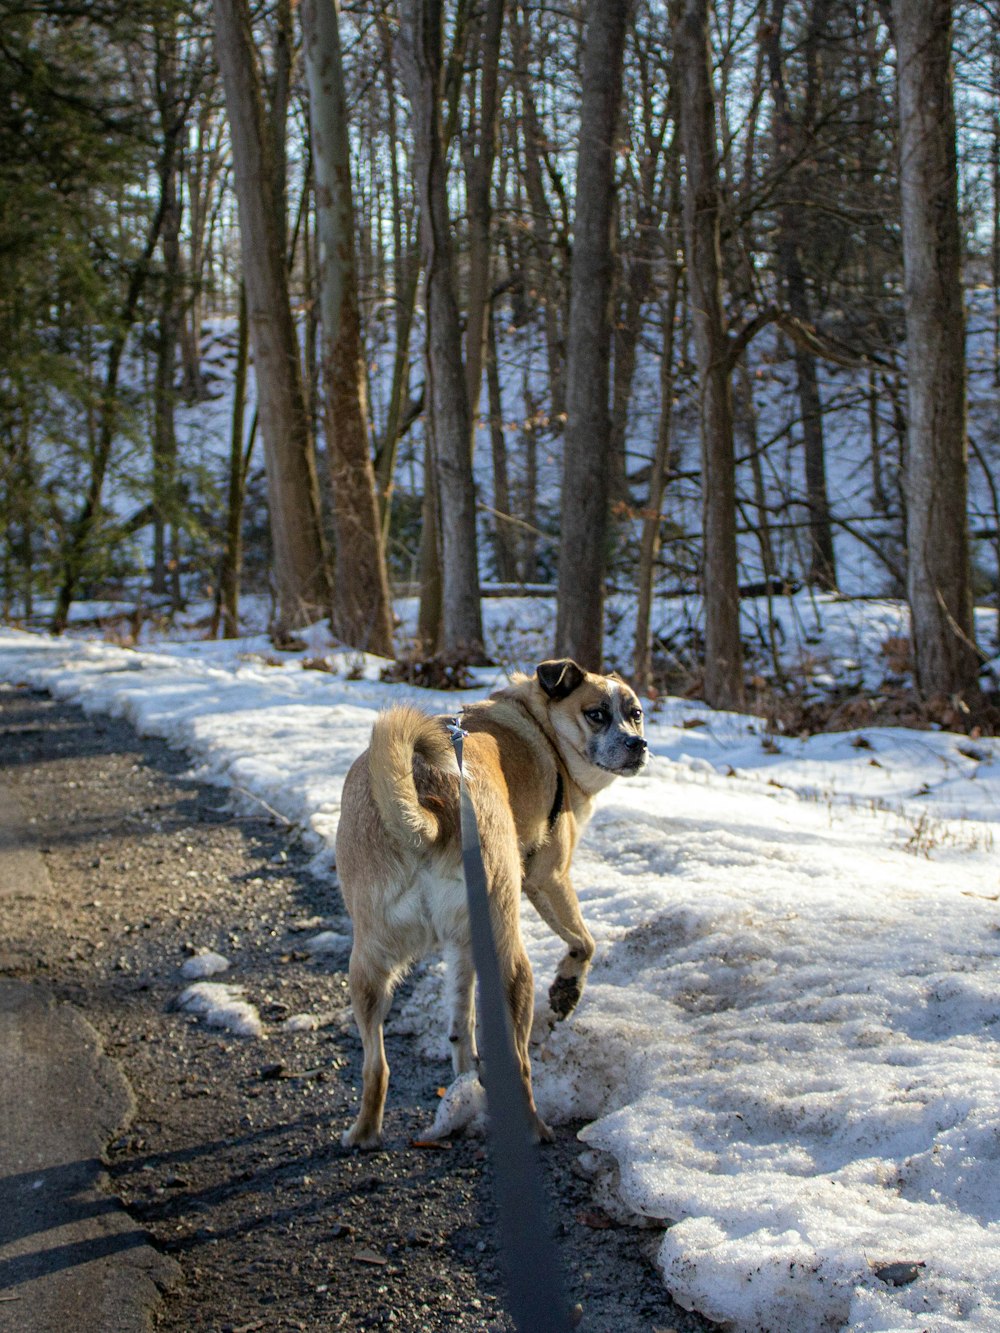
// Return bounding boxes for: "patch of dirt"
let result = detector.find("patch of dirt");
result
[0,684,713,1333]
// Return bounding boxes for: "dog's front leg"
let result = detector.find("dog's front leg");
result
[523,873,595,1020]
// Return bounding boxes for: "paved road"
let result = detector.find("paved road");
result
[0,785,179,1331]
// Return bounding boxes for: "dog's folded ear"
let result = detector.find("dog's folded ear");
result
[536,658,586,699]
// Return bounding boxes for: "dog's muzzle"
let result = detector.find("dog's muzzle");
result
[625,735,648,768]
[611,734,648,774]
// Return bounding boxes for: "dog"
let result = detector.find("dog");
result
[335,658,648,1149]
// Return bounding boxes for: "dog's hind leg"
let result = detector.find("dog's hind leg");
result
[484,844,553,1143]
[343,949,397,1150]
[444,940,478,1075]
[494,933,553,1143]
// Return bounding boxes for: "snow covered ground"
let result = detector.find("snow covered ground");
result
[1,597,999,1333]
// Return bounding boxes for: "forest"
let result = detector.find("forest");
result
[2,0,999,723]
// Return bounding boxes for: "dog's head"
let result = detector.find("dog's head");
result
[534,658,648,786]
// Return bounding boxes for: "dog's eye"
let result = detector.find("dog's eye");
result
[630,708,643,724]
[585,708,607,725]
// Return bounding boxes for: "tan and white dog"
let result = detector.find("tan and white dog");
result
[335,658,648,1149]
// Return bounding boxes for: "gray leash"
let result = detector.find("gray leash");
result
[448,721,574,1333]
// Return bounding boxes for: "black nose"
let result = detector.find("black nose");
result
[625,734,647,752]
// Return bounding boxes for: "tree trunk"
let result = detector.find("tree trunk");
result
[676,0,744,710]
[401,0,484,658]
[735,362,776,589]
[867,368,891,517]
[214,283,252,639]
[268,0,294,232]
[4,418,34,618]
[213,0,331,637]
[634,215,682,693]
[486,306,519,582]
[765,0,836,592]
[373,13,423,549]
[554,0,631,670]
[152,20,184,607]
[417,437,443,651]
[892,0,978,700]
[610,50,671,507]
[463,0,505,433]
[511,1,566,425]
[302,0,394,658]
[376,253,420,539]
[521,381,540,583]
[180,94,225,402]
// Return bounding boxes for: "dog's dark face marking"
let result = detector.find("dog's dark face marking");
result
[537,659,648,778]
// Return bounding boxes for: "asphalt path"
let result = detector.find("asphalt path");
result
[0,785,179,1331]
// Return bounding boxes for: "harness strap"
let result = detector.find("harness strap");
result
[548,770,565,830]
[447,721,573,1333]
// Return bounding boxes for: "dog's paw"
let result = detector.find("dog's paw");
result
[548,973,582,1020]
[341,1122,383,1151]
[531,1112,555,1144]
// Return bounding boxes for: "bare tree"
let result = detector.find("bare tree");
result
[555,0,632,670]
[150,15,182,607]
[892,0,979,700]
[179,66,225,401]
[213,0,331,637]
[302,0,394,657]
[675,0,744,710]
[511,0,567,425]
[401,0,484,658]
[765,0,836,591]
[634,144,683,693]
[373,11,420,545]
[462,0,505,429]
[610,27,672,506]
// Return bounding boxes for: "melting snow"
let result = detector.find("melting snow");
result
[175,981,263,1038]
[179,949,231,979]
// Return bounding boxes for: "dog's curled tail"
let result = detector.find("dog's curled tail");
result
[367,704,459,846]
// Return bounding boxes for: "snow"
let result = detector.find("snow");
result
[303,930,352,956]
[179,949,231,979]
[1,601,999,1332]
[428,1070,488,1140]
[175,981,263,1038]
[280,1012,322,1032]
